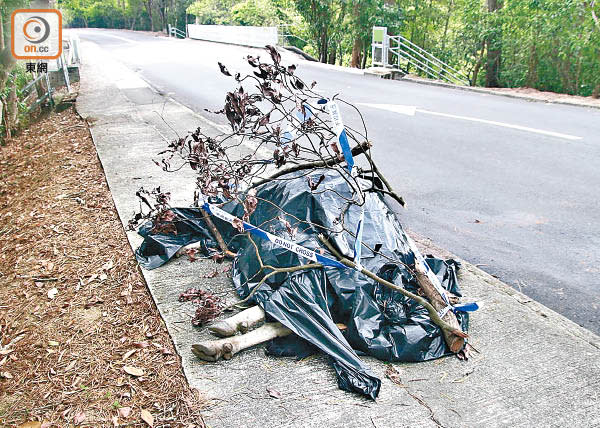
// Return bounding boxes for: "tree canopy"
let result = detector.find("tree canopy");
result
[56,0,600,96]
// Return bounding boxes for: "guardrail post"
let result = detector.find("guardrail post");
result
[60,55,71,93]
[44,73,54,108]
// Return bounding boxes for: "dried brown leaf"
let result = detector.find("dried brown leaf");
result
[123,366,145,377]
[18,422,41,428]
[141,409,154,427]
[122,349,137,360]
[232,217,245,233]
[73,412,86,424]
[118,407,132,418]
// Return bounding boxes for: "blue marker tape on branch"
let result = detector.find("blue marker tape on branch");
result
[320,99,355,174]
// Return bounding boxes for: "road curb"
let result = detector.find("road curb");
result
[400,76,600,111]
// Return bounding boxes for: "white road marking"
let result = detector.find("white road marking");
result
[357,103,583,141]
[88,31,137,44]
[358,103,416,116]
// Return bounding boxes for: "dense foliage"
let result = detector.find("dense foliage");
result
[56,0,600,95]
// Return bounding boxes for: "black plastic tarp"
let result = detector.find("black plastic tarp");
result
[135,169,468,399]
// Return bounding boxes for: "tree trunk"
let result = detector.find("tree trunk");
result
[319,31,328,63]
[145,0,155,31]
[471,41,486,86]
[361,40,368,69]
[351,38,362,68]
[5,82,17,139]
[130,12,138,31]
[0,13,5,51]
[157,0,167,33]
[440,0,454,57]
[592,1,600,31]
[592,83,600,99]
[485,0,503,87]
[328,42,336,64]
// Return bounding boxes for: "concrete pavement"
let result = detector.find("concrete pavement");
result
[76,35,600,428]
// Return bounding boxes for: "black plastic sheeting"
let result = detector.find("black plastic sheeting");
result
[135,169,468,399]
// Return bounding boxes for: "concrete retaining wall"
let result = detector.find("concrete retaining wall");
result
[187,24,277,48]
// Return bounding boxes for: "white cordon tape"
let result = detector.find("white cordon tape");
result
[200,199,346,269]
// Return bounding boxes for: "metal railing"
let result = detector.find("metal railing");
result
[277,24,309,46]
[21,73,55,112]
[387,34,470,86]
[168,24,186,39]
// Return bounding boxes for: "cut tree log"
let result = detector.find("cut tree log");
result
[413,262,465,353]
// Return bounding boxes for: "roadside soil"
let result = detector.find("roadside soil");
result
[0,104,205,427]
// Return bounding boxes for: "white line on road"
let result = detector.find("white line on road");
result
[357,103,583,141]
[69,29,137,44]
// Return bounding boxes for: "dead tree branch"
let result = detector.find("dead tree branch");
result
[318,234,467,351]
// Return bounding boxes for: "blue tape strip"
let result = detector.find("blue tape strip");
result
[452,302,480,313]
[338,129,354,174]
[316,253,347,269]
[295,104,313,122]
[281,131,294,143]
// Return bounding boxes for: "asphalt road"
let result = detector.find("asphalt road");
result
[73,28,600,334]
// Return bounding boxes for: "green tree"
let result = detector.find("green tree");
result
[231,0,279,26]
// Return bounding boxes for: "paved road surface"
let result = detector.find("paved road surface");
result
[72,28,600,334]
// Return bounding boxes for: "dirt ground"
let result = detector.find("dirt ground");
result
[0,104,205,427]
[487,86,600,108]
[403,74,600,108]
